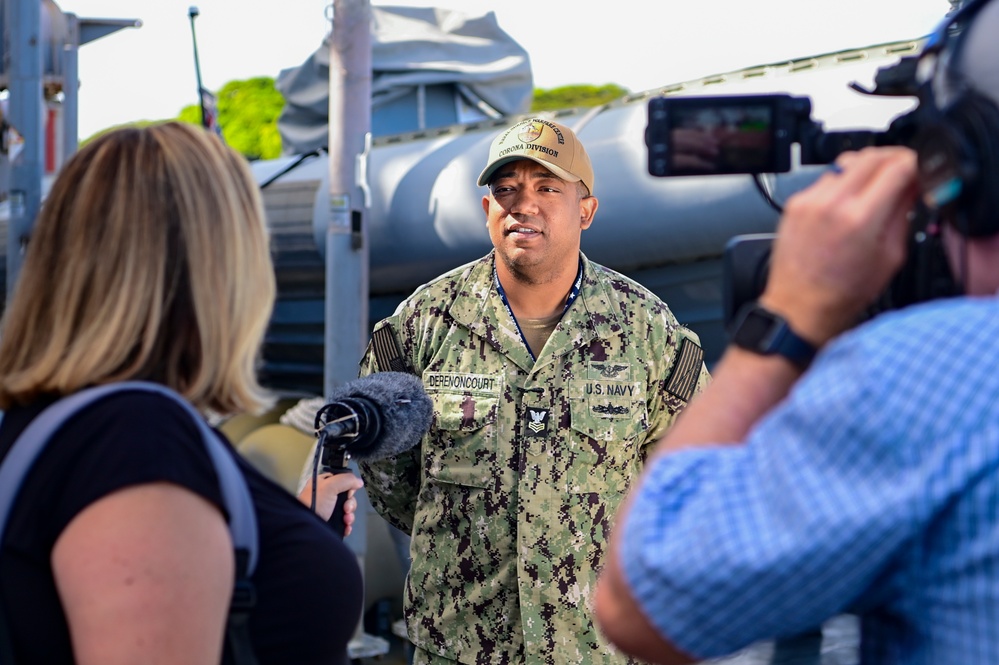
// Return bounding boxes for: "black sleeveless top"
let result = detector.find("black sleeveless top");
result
[0,391,363,664]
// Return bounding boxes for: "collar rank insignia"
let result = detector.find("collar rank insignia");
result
[525,407,550,437]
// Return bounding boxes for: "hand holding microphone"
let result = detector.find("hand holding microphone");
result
[299,472,364,535]
[298,372,433,537]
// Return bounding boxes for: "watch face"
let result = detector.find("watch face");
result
[732,306,778,350]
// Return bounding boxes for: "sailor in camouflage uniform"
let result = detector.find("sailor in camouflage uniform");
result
[357,117,710,664]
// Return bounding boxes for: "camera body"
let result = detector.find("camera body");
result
[646,94,811,176]
[645,90,920,178]
[644,55,960,330]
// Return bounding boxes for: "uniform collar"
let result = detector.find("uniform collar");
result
[449,252,625,370]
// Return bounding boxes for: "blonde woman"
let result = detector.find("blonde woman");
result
[0,123,362,665]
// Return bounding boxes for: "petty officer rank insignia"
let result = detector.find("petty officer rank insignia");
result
[524,407,550,437]
[665,337,704,402]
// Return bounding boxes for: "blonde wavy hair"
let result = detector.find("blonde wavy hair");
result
[0,122,276,415]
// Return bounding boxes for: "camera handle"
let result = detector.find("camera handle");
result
[304,431,355,539]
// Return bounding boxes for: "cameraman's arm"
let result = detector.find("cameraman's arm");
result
[594,146,919,664]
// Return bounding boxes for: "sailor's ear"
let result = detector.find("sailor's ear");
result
[580,195,598,230]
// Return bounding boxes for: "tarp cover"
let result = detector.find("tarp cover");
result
[276,5,533,155]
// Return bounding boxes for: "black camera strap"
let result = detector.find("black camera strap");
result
[0,381,259,665]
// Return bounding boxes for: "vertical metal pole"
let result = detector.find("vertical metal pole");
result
[325,0,371,396]
[188,6,208,129]
[326,0,376,657]
[62,12,80,161]
[6,0,45,297]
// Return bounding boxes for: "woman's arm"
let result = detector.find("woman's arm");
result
[52,482,234,665]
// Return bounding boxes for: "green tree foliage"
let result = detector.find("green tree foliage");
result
[179,76,285,160]
[530,84,629,112]
[81,81,625,158]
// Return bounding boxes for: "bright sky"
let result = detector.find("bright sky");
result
[53,0,952,140]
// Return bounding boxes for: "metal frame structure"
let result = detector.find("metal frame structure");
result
[0,0,139,296]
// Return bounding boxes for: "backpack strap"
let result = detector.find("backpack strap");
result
[0,381,259,664]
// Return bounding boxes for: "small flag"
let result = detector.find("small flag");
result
[200,87,222,137]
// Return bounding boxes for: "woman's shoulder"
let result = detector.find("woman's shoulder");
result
[0,387,228,551]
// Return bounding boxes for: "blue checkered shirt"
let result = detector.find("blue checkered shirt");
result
[620,297,999,664]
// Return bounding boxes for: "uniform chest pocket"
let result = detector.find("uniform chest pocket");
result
[564,380,648,494]
[424,387,500,489]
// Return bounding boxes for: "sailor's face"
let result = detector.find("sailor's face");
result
[482,159,596,284]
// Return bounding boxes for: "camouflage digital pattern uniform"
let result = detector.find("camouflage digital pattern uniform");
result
[358,251,710,664]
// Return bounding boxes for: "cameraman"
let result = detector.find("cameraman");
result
[593,1,999,663]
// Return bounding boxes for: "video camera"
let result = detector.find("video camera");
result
[644,54,958,332]
[645,56,923,178]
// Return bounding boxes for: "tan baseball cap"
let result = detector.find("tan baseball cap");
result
[477,118,595,195]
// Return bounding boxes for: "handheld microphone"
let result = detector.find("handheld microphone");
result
[299,372,433,537]
[315,371,432,466]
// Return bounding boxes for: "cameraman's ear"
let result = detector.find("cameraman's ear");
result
[580,195,598,230]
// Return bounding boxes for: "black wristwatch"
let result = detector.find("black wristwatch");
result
[730,302,817,367]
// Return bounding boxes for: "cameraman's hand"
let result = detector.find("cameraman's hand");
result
[761,146,920,348]
[298,472,365,537]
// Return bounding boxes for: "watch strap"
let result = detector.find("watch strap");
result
[731,302,818,367]
[768,322,817,366]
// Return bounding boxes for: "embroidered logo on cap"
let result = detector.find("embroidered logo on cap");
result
[519,121,543,143]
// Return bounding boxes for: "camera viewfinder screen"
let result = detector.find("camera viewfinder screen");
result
[668,103,775,175]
